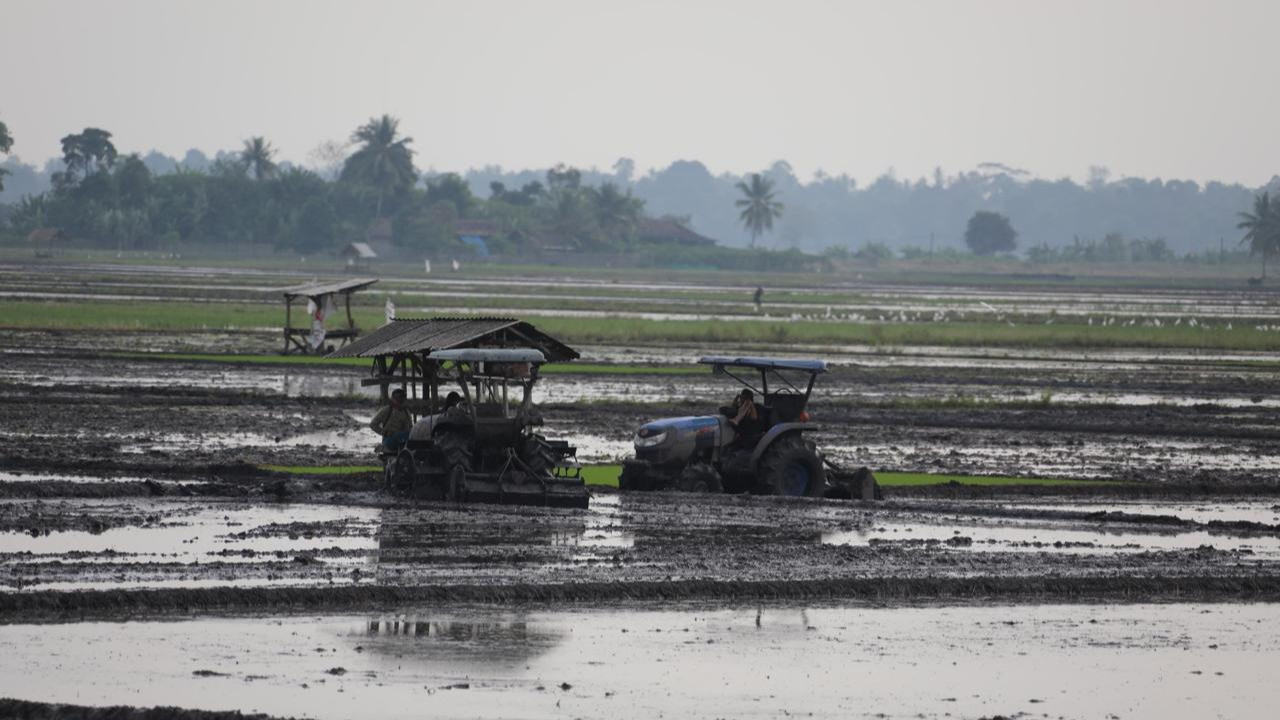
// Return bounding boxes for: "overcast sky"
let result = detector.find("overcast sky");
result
[4,0,1278,186]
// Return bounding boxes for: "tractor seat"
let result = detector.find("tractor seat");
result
[765,393,807,423]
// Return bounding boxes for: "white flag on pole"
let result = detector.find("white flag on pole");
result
[385,298,396,324]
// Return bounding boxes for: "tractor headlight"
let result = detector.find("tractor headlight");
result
[634,430,667,448]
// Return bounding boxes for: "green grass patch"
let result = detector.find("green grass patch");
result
[259,464,381,475]
[875,472,1108,486]
[581,464,621,487]
[6,298,1279,351]
[575,466,1102,489]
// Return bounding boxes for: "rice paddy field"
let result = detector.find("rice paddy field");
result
[2,256,1279,719]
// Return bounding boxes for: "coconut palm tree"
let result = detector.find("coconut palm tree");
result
[240,136,278,180]
[590,182,643,241]
[1238,192,1280,281]
[735,173,784,248]
[0,119,12,193]
[340,115,416,217]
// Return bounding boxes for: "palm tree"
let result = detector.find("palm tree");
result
[735,173,784,248]
[1238,192,1280,281]
[590,182,643,241]
[340,115,416,217]
[240,137,278,180]
[0,119,12,193]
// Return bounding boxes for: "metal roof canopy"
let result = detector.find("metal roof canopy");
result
[281,277,379,300]
[698,356,828,374]
[326,317,579,362]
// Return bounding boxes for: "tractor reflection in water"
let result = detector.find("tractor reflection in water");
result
[382,348,588,508]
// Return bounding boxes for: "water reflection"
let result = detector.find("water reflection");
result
[351,615,564,666]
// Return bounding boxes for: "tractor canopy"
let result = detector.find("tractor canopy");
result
[698,356,827,422]
[698,356,827,374]
[430,348,547,365]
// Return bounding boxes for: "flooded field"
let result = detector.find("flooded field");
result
[3,262,1280,717]
[1,601,1277,720]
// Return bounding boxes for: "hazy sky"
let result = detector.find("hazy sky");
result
[4,0,1278,186]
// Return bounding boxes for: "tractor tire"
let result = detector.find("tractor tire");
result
[445,464,467,503]
[677,462,723,494]
[389,449,416,496]
[757,434,825,497]
[619,461,652,492]
[521,434,558,478]
[434,431,473,501]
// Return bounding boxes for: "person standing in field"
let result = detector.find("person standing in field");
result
[753,286,764,311]
[371,388,413,451]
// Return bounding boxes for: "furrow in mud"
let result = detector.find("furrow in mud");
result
[4,574,1280,622]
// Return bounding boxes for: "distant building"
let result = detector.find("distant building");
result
[364,217,394,257]
[28,227,70,257]
[635,217,717,246]
[455,219,501,257]
[27,227,70,245]
[340,242,378,271]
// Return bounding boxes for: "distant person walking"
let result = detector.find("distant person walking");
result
[753,286,764,311]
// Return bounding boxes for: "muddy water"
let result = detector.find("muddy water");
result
[821,516,1280,556]
[0,500,380,591]
[0,602,1276,719]
[1006,500,1280,526]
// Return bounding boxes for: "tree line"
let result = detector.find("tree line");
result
[1,114,1276,271]
[0,116,695,259]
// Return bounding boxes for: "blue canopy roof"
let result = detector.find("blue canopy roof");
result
[698,356,827,373]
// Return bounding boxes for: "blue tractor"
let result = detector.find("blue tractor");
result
[619,357,832,497]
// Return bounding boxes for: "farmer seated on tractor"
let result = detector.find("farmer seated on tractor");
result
[370,388,412,451]
[408,391,463,441]
[722,389,764,437]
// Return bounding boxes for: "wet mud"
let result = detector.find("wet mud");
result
[0,698,292,720]
[3,281,1280,625]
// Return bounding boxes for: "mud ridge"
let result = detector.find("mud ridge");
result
[0,698,293,720]
[885,482,1280,499]
[6,575,1280,622]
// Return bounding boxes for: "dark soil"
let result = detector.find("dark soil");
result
[3,325,1280,622]
[0,698,293,720]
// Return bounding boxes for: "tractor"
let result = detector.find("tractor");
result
[619,356,836,497]
[381,348,589,508]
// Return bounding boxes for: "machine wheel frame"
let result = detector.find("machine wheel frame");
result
[756,432,825,497]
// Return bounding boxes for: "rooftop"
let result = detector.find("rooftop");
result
[326,317,579,362]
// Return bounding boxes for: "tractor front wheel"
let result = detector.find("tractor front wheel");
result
[757,434,825,497]
[678,462,723,494]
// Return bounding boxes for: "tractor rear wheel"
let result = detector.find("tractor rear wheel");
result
[390,450,416,496]
[434,431,473,501]
[757,434,825,497]
[678,462,723,494]
[521,434,558,478]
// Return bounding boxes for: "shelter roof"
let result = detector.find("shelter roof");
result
[27,228,69,243]
[326,317,579,362]
[699,356,827,373]
[636,217,717,246]
[280,278,379,299]
[455,219,502,237]
[342,242,378,259]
